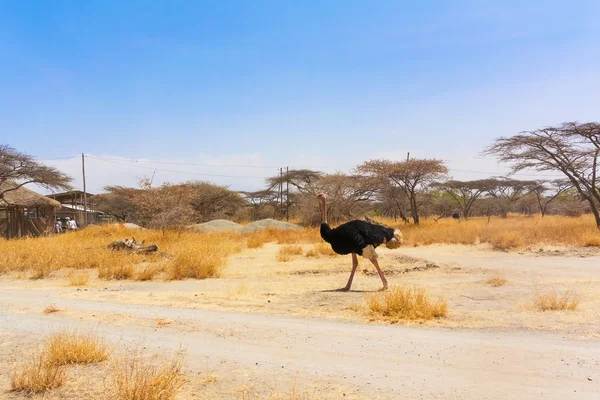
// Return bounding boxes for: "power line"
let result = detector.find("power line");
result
[41,154,565,179]
[85,155,269,179]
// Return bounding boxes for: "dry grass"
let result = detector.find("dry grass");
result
[0,225,245,281]
[487,277,508,287]
[43,304,61,314]
[45,330,109,365]
[276,245,303,262]
[106,350,185,400]
[367,286,448,321]
[384,214,600,249]
[2,215,599,281]
[276,253,292,262]
[10,352,66,394]
[135,265,161,281]
[534,289,581,311]
[99,263,135,280]
[68,271,90,286]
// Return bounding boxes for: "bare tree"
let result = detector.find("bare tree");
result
[527,180,573,217]
[485,122,600,228]
[0,144,72,200]
[358,158,448,224]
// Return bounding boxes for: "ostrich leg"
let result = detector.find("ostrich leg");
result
[337,253,358,291]
[370,258,389,291]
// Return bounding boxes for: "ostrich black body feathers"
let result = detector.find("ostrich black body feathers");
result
[320,220,395,256]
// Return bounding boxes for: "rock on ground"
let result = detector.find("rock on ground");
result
[241,218,302,233]
[188,219,244,233]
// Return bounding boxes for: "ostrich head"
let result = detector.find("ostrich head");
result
[315,193,326,202]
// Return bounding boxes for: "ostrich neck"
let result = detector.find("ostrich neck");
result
[320,198,328,224]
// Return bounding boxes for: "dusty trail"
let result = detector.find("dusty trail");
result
[0,289,598,400]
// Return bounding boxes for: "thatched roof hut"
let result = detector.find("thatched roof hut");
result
[0,181,61,209]
[1,181,60,238]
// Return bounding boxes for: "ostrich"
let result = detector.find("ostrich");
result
[316,193,403,291]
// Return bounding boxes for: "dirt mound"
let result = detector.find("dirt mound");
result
[113,222,144,230]
[188,219,244,233]
[241,219,302,233]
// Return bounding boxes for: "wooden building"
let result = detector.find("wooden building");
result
[0,181,61,239]
[47,190,102,227]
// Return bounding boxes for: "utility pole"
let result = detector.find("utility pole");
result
[82,153,88,226]
[406,152,410,161]
[279,167,283,219]
[286,166,289,221]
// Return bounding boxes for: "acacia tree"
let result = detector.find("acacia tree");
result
[485,122,600,228]
[527,180,572,217]
[240,189,279,220]
[0,144,72,200]
[358,158,448,224]
[485,178,536,217]
[297,173,378,225]
[433,179,498,219]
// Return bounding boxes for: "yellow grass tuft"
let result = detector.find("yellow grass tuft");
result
[367,286,448,321]
[45,330,109,365]
[99,264,135,280]
[489,232,523,251]
[304,248,318,258]
[276,253,292,262]
[246,235,266,249]
[304,243,336,258]
[276,245,303,262]
[43,304,61,314]
[487,277,508,287]
[68,271,90,286]
[534,289,581,311]
[106,351,185,400]
[10,352,66,394]
[135,265,161,281]
[315,242,336,256]
[167,248,224,280]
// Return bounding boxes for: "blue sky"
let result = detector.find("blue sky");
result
[1,1,600,192]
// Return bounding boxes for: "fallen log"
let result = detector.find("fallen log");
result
[107,237,158,254]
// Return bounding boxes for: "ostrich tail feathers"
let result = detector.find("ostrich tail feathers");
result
[386,229,403,249]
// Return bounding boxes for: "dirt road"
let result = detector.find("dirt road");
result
[0,287,598,400]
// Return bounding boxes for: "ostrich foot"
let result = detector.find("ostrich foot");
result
[378,284,388,292]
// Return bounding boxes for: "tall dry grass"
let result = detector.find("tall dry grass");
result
[534,289,581,311]
[11,352,66,394]
[378,214,600,249]
[0,225,245,281]
[10,329,108,394]
[44,330,109,365]
[367,286,448,321]
[1,216,599,280]
[106,350,185,400]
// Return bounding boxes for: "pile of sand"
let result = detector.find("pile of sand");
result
[241,218,302,233]
[188,219,244,233]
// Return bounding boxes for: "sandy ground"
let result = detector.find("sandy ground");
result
[1,244,600,399]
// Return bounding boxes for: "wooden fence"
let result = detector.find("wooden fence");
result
[0,207,54,239]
